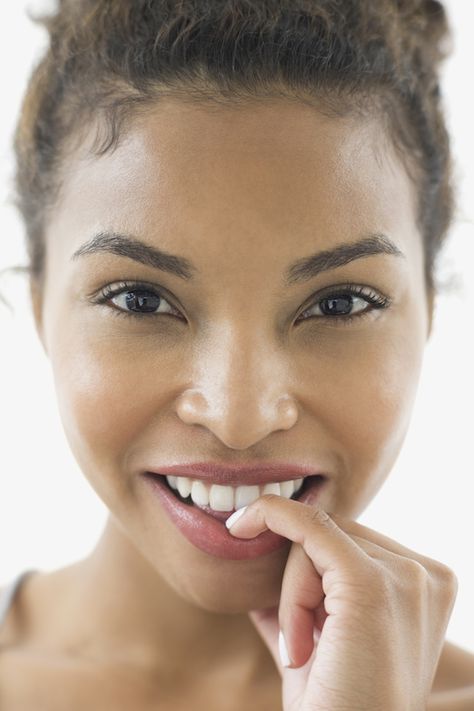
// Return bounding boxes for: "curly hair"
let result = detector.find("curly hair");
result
[12,0,453,291]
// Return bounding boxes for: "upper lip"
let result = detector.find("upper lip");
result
[145,462,325,487]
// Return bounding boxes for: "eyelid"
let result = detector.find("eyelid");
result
[91,279,391,324]
[296,283,391,323]
[304,281,389,301]
[93,280,185,318]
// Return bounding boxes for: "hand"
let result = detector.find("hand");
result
[226,496,458,711]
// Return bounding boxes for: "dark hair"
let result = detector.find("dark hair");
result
[12,0,453,291]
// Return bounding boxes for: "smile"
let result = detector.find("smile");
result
[142,471,326,559]
[165,475,306,512]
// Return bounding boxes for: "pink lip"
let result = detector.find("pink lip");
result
[141,471,326,560]
[147,461,322,486]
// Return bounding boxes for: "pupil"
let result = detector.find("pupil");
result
[321,295,353,315]
[125,291,160,313]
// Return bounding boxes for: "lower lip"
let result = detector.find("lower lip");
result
[142,472,326,560]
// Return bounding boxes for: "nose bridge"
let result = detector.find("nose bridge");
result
[175,322,298,449]
[217,322,272,394]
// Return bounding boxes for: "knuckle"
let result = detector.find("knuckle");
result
[406,559,429,583]
[307,507,331,526]
[432,561,459,598]
[403,558,458,606]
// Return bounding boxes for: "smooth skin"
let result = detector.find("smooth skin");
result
[1,98,473,709]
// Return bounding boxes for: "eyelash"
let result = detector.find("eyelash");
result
[296,284,390,325]
[94,280,184,320]
[93,280,391,325]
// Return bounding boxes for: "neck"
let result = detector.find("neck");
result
[41,516,272,680]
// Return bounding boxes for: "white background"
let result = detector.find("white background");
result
[0,1,473,651]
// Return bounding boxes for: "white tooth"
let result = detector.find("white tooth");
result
[166,475,178,490]
[262,482,280,496]
[293,477,304,494]
[279,480,295,498]
[235,485,260,509]
[191,480,209,507]
[209,484,234,511]
[177,477,192,498]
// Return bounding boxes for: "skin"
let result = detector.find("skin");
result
[1,98,473,708]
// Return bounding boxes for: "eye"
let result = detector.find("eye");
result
[296,285,390,324]
[94,281,184,320]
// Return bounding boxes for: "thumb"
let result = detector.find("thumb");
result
[248,606,284,676]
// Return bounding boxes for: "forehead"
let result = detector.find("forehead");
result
[47,98,420,267]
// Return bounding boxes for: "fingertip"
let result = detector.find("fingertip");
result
[225,506,249,531]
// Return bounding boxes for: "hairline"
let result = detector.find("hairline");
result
[38,81,427,291]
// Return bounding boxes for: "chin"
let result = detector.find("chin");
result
[166,547,288,614]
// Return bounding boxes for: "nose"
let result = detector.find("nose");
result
[174,334,298,450]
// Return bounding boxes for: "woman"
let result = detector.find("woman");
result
[0,0,473,708]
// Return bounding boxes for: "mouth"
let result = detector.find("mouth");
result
[142,471,326,559]
[147,471,325,521]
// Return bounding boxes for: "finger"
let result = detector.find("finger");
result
[332,514,421,555]
[331,514,448,571]
[248,607,283,674]
[249,604,325,675]
[279,542,326,668]
[227,495,367,579]
[227,496,371,669]
[228,498,437,570]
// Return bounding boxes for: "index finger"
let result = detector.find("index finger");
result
[226,495,372,669]
[226,494,368,579]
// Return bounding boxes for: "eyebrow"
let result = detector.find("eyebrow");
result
[285,233,405,285]
[71,230,405,284]
[72,231,196,280]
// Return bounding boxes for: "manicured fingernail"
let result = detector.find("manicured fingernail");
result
[278,629,291,668]
[225,506,249,530]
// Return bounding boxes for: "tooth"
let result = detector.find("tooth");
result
[191,480,209,507]
[209,484,234,511]
[235,485,260,509]
[262,482,280,495]
[166,475,178,490]
[177,477,192,498]
[280,480,295,498]
[293,477,304,493]
[170,474,306,508]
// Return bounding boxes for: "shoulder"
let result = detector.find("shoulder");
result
[0,571,39,646]
[432,640,474,693]
[0,581,19,645]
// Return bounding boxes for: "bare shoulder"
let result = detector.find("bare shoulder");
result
[0,581,19,645]
[432,640,474,693]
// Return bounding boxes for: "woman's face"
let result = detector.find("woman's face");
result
[32,98,432,612]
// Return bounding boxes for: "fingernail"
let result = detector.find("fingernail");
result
[225,506,248,530]
[278,629,291,668]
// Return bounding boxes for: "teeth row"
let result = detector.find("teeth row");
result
[166,475,305,512]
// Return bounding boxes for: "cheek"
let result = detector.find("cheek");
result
[49,329,179,492]
[297,319,426,513]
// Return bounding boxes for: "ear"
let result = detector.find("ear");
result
[29,278,48,356]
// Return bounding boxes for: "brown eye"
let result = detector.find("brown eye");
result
[118,289,166,314]
[308,294,370,316]
[95,281,184,320]
[297,285,390,324]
